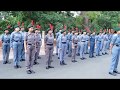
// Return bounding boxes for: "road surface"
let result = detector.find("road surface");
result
[0,41,120,79]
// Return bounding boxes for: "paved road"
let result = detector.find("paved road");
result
[0,45,120,79]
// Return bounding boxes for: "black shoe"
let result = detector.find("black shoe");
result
[102,53,105,55]
[113,71,120,74]
[89,56,92,58]
[14,66,18,69]
[17,65,22,68]
[6,61,11,64]
[38,56,41,59]
[72,60,75,63]
[83,57,86,59]
[86,53,89,54]
[60,62,63,65]
[34,62,39,65]
[48,66,54,68]
[22,59,25,61]
[58,57,60,59]
[80,58,84,60]
[109,72,117,76]
[62,61,67,65]
[68,55,71,57]
[74,60,77,62]
[92,56,96,58]
[56,53,58,55]
[30,70,35,73]
[105,52,108,55]
[3,61,7,64]
[46,66,49,69]
[66,52,68,54]
[26,70,32,74]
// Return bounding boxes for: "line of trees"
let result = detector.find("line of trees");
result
[0,11,120,34]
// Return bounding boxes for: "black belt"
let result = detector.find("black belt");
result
[81,41,85,42]
[116,45,120,47]
[74,43,78,44]
[86,40,89,41]
[27,44,35,45]
[97,41,101,42]
[14,41,21,42]
[4,42,10,43]
[62,42,66,44]
[47,44,53,46]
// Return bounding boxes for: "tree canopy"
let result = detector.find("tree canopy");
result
[0,11,120,34]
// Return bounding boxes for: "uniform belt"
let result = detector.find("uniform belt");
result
[97,40,101,42]
[4,42,10,43]
[47,44,53,46]
[81,41,85,42]
[86,40,89,41]
[74,43,78,44]
[62,42,66,44]
[27,44,35,46]
[14,41,21,42]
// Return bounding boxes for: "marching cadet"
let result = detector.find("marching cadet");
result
[84,32,90,54]
[0,28,11,64]
[76,31,82,56]
[71,31,78,62]
[89,32,96,58]
[20,23,26,61]
[107,30,113,50]
[34,27,42,65]
[59,30,67,65]
[10,24,22,69]
[66,30,71,54]
[56,29,62,59]
[80,30,87,60]
[44,28,54,69]
[68,30,74,57]
[100,31,105,55]
[109,28,120,76]
[102,32,109,55]
[24,24,36,74]
[96,32,102,56]
[37,30,42,59]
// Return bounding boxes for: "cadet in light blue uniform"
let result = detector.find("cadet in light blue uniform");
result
[100,32,105,54]
[59,30,67,65]
[1,28,11,64]
[20,26,26,61]
[96,32,102,56]
[109,29,120,76]
[76,31,82,56]
[68,30,74,57]
[56,29,62,59]
[89,32,96,58]
[66,30,71,54]
[10,25,22,69]
[107,32,113,50]
[80,31,87,60]
[102,32,109,55]
[84,33,90,54]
